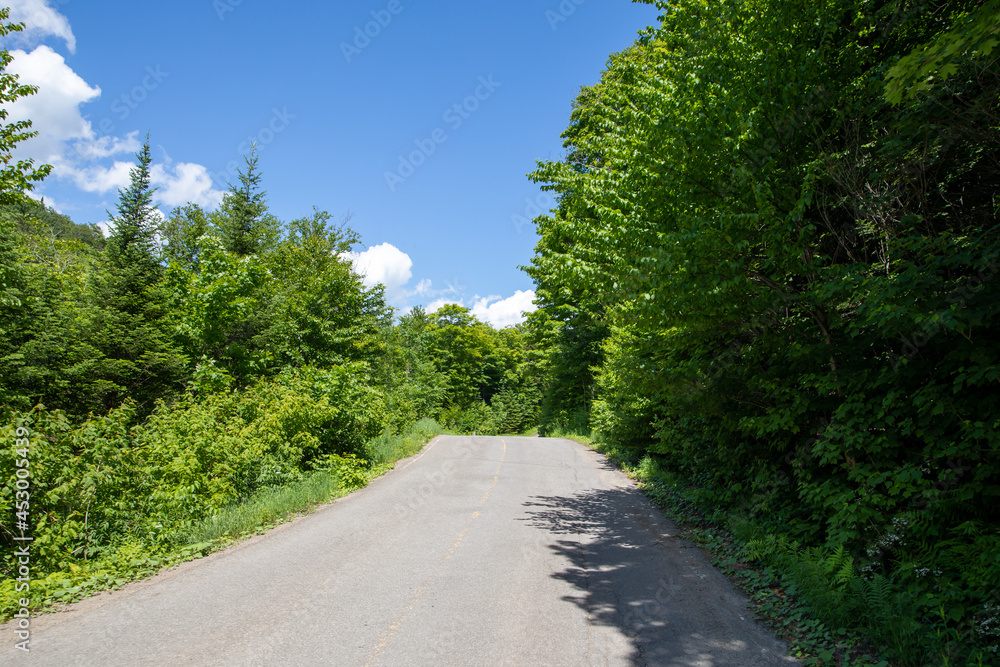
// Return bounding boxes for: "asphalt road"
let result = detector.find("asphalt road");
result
[2,436,797,666]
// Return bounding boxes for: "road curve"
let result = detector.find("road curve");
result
[2,436,796,666]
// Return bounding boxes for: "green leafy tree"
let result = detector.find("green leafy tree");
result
[162,202,212,269]
[522,200,608,434]
[0,209,103,415]
[427,304,492,409]
[0,9,51,204]
[168,235,272,385]
[262,209,389,371]
[527,0,1000,661]
[884,0,1000,103]
[1,198,104,249]
[376,305,448,428]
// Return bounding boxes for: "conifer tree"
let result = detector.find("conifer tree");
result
[105,135,161,290]
[90,136,187,414]
[218,144,278,256]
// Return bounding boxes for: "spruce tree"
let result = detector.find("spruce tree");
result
[105,135,161,291]
[90,136,187,415]
[218,144,278,257]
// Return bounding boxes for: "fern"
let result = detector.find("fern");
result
[743,533,799,562]
[821,545,855,588]
[857,574,894,620]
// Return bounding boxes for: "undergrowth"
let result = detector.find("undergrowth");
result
[584,438,1000,667]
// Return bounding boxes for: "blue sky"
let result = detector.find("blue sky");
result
[3,0,659,325]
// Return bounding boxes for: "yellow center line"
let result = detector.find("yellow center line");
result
[363,439,507,666]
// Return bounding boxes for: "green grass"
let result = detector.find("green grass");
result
[182,470,345,544]
[366,417,443,465]
[542,425,595,446]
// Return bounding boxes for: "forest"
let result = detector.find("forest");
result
[3,0,1000,664]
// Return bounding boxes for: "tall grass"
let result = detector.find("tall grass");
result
[544,425,596,446]
[183,470,343,544]
[366,417,443,465]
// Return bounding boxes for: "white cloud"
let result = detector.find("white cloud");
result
[413,278,433,296]
[4,0,76,53]
[471,290,537,328]
[151,159,225,209]
[70,132,142,160]
[4,42,227,212]
[348,243,414,302]
[425,291,537,328]
[410,277,459,301]
[57,160,133,194]
[6,46,99,163]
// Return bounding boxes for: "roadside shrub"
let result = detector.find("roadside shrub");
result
[1,364,388,581]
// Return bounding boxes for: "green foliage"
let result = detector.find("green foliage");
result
[104,136,158,274]
[1,198,104,249]
[167,210,387,387]
[743,533,922,656]
[0,362,383,571]
[89,137,189,415]
[374,303,540,435]
[885,0,1000,103]
[0,213,102,413]
[427,304,493,407]
[526,0,1000,662]
[375,306,448,429]
[167,234,273,383]
[264,209,388,370]
[429,306,539,431]
[161,203,211,269]
[522,214,608,436]
[439,400,497,435]
[0,9,51,204]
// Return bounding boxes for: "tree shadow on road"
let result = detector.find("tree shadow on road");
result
[520,484,795,666]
